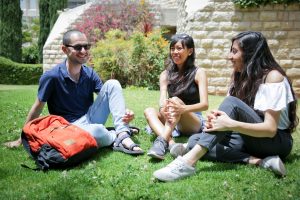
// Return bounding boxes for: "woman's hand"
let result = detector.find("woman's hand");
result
[205,110,218,129]
[204,110,233,132]
[165,97,185,125]
[122,109,134,124]
[167,97,185,115]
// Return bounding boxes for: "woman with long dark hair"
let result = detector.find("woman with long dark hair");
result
[144,33,208,160]
[153,31,298,181]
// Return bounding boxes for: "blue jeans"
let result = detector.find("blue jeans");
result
[187,96,293,163]
[72,80,130,148]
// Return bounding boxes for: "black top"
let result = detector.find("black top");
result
[167,67,200,105]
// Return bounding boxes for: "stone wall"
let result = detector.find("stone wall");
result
[150,0,177,8]
[177,0,300,96]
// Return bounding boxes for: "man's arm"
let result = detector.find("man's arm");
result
[4,98,46,148]
[24,98,46,124]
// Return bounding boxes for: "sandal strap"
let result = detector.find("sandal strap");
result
[106,126,139,136]
[129,143,140,150]
[114,132,130,146]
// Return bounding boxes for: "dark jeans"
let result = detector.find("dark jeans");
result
[187,96,293,163]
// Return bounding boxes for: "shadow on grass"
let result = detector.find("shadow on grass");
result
[148,157,165,164]
[24,147,115,172]
[285,152,300,163]
[87,146,113,161]
[199,161,239,172]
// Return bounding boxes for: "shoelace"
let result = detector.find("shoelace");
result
[167,160,185,172]
[154,138,167,153]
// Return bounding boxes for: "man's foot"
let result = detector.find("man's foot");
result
[147,136,168,160]
[260,155,286,176]
[113,132,144,155]
[153,156,196,182]
[3,138,22,148]
[169,143,188,158]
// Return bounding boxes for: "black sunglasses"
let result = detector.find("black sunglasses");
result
[65,44,91,51]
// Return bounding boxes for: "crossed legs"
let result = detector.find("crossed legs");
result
[153,96,291,181]
[144,97,202,159]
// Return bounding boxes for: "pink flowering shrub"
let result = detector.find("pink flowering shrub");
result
[74,0,154,43]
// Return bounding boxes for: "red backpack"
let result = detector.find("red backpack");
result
[22,115,98,170]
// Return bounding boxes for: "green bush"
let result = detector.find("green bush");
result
[22,44,40,64]
[22,29,33,44]
[0,56,42,85]
[91,29,169,90]
[232,0,300,8]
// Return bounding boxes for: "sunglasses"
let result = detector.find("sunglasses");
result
[65,44,91,51]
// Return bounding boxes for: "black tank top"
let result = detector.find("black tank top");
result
[167,67,200,105]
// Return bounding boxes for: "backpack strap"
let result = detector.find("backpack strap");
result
[20,164,40,171]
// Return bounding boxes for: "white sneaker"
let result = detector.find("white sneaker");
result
[260,156,286,176]
[153,156,196,182]
[169,143,188,158]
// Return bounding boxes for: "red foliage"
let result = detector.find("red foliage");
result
[74,0,154,43]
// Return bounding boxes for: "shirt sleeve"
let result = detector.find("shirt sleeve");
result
[254,78,294,111]
[92,69,103,93]
[37,71,55,102]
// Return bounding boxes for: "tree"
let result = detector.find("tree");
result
[0,0,22,62]
[38,0,67,63]
[38,0,50,63]
[49,0,68,30]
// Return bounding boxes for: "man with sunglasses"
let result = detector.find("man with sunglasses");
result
[5,29,144,155]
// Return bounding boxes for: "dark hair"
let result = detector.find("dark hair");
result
[166,33,196,97]
[63,29,85,45]
[229,31,298,132]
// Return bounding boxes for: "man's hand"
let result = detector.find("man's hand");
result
[122,109,135,124]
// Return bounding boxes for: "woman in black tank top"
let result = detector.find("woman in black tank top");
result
[144,34,209,160]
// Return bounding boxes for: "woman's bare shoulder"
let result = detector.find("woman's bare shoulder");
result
[265,70,284,83]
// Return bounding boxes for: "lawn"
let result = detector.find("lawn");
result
[0,85,299,200]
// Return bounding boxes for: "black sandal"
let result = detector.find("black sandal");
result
[106,126,140,135]
[113,132,144,155]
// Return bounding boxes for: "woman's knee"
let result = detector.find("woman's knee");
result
[219,96,241,112]
[170,96,184,105]
[222,96,240,105]
[144,107,156,120]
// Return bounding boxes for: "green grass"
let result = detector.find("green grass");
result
[0,85,299,200]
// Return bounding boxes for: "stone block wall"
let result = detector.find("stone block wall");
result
[177,0,300,96]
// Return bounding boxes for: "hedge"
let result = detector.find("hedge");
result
[0,56,42,85]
